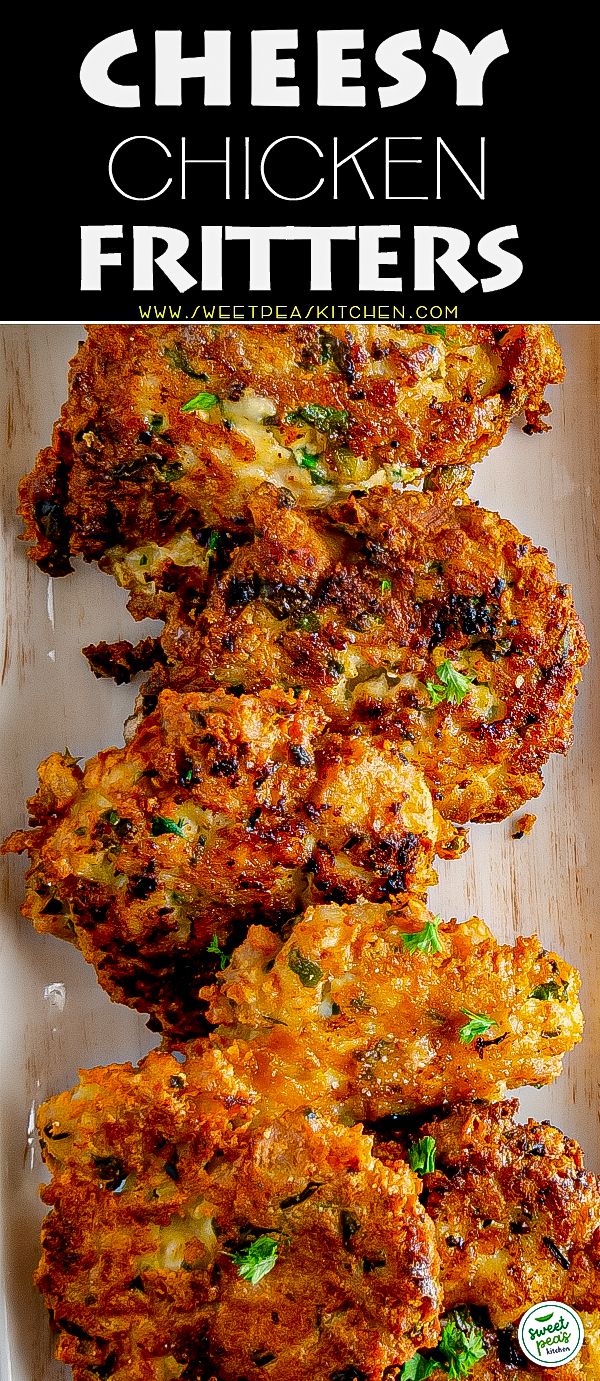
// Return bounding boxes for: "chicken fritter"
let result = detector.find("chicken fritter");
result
[3,687,459,1036]
[203,899,582,1121]
[103,485,588,825]
[19,322,562,580]
[35,1043,440,1381]
[377,1101,600,1379]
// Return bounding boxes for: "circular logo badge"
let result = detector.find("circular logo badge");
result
[518,1302,584,1367]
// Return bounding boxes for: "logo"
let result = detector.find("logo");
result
[518,1302,584,1367]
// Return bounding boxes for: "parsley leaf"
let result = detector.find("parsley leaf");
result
[426,660,476,707]
[207,934,229,970]
[425,324,447,338]
[295,450,329,485]
[231,1235,279,1285]
[381,578,392,594]
[287,403,349,433]
[401,916,443,956]
[181,391,219,414]
[400,1357,438,1380]
[439,1315,486,1378]
[408,1136,436,1176]
[207,529,220,553]
[151,816,186,839]
[458,1009,497,1044]
[288,947,323,988]
[529,980,569,1001]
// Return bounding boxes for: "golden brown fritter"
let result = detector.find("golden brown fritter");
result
[3,688,457,1036]
[377,1101,600,1379]
[36,1043,440,1381]
[19,323,562,579]
[105,485,588,825]
[203,899,582,1121]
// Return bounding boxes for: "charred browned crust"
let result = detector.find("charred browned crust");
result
[35,1043,440,1381]
[2,688,456,1036]
[19,323,563,577]
[111,485,588,825]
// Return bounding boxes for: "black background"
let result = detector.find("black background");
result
[3,10,595,321]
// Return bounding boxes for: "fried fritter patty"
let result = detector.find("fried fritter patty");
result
[36,1043,440,1381]
[105,485,588,825]
[376,1101,600,1378]
[19,323,562,578]
[3,688,458,1035]
[203,899,582,1121]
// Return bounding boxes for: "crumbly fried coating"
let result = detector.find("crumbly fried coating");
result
[203,899,582,1121]
[112,485,587,825]
[36,1043,440,1381]
[3,688,456,1036]
[19,323,562,578]
[376,1101,600,1378]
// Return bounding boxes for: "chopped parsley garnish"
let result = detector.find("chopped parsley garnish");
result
[401,916,443,956]
[295,612,320,633]
[103,809,121,827]
[407,1136,436,1176]
[287,403,349,433]
[295,450,329,484]
[181,391,219,414]
[425,324,447,338]
[401,1311,486,1379]
[207,935,229,970]
[288,947,323,988]
[231,1235,279,1284]
[438,1315,486,1378]
[529,979,569,1001]
[381,578,392,594]
[458,1010,497,1044]
[426,660,477,707]
[151,816,186,838]
[150,413,165,431]
[400,1357,438,1380]
[207,529,220,553]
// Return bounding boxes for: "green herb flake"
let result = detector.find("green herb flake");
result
[426,660,477,708]
[287,403,349,433]
[150,414,165,432]
[401,916,443,956]
[424,324,447,338]
[207,934,229,970]
[407,1135,436,1176]
[165,346,207,379]
[529,980,569,1002]
[381,578,392,594]
[294,450,329,485]
[400,1357,438,1380]
[288,947,323,988]
[103,809,121,827]
[151,815,186,839]
[139,554,148,566]
[231,1235,279,1285]
[458,1009,498,1045]
[207,530,220,554]
[439,1314,486,1378]
[295,612,321,633]
[181,391,219,414]
[154,459,184,483]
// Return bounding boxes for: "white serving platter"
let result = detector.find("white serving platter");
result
[0,324,598,1381]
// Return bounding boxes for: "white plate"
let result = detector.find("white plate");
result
[1,324,598,1381]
